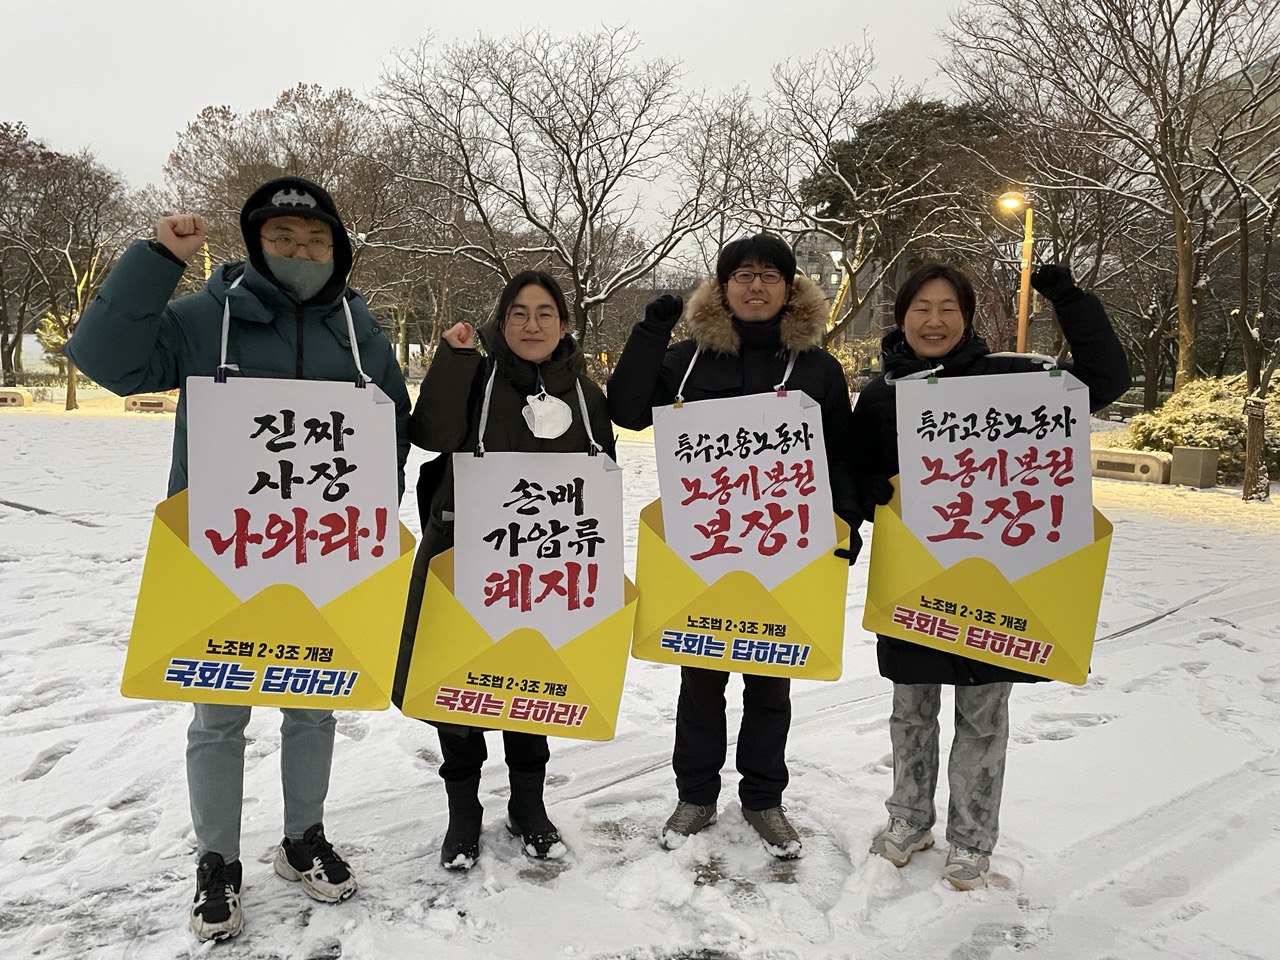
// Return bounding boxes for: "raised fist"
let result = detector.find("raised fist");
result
[442,322,475,350]
[1030,263,1079,303]
[644,294,684,330]
[155,214,207,264]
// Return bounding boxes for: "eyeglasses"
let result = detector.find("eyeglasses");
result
[507,308,560,328]
[260,233,333,257]
[729,269,785,285]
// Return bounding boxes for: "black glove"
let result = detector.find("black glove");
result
[1030,264,1083,306]
[834,528,864,566]
[642,294,684,332]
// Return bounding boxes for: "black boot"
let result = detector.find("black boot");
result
[441,775,482,870]
[506,769,566,860]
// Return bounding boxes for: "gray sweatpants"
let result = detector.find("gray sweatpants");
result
[886,682,1012,855]
[187,702,336,862]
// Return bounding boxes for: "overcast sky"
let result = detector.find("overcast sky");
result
[1,0,959,190]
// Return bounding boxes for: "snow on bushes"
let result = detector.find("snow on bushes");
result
[1122,377,1279,484]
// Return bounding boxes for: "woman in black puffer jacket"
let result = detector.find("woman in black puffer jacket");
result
[853,263,1129,888]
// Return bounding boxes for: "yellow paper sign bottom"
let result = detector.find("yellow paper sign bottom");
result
[399,550,637,741]
[120,491,414,710]
[630,499,851,680]
[863,480,1113,685]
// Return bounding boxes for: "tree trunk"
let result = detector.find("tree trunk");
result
[1142,332,1161,411]
[1235,196,1261,393]
[1,330,12,387]
[1242,398,1269,502]
[65,360,79,411]
[396,305,409,371]
[1173,208,1198,391]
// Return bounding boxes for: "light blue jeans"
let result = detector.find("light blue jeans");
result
[187,703,336,862]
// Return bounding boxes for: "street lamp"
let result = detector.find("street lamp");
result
[998,190,1034,352]
[827,249,849,330]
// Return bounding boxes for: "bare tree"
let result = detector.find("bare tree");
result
[736,46,975,344]
[19,150,133,409]
[948,0,1280,390]
[379,27,728,346]
[162,84,453,367]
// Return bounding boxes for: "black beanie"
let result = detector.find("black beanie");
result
[240,176,352,301]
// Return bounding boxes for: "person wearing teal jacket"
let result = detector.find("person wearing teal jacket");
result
[66,176,409,943]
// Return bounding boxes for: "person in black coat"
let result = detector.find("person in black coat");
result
[853,262,1130,888]
[608,233,859,858]
[397,270,615,871]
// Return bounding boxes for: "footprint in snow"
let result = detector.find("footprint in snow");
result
[1013,712,1114,744]
[19,740,77,780]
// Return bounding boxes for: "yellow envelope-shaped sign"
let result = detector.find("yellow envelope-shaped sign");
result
[399,550,638,741]
[863,481,1113,685]
[120,491,414,709]
[630,499,851,680]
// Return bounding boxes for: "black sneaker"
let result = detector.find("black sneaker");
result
[189,852,244,942]
[273,823,358,903]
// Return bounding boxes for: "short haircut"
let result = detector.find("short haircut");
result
[893,264,977,328]
[716,234,797,286]
[481,269,570,348]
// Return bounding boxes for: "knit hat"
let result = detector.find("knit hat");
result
[240,176,352,302]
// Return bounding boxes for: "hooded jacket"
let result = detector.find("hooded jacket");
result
[65,184,410,499]
[392,328,615,714]
[407,331,616,563]
[606,273,858,524]
[850,287,1130,685]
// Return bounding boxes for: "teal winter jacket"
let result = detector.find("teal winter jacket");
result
[66,239,410,498]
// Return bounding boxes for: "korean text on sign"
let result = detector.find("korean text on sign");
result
[895,372,1093,580]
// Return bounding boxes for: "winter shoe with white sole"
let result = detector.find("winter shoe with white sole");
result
[274,823,358,902]
[942,842,990,890]
[660,801,717,850]
[189,852,244,943]
[870,816,935,867]
[507,769,567,860]
[742,806,803,859]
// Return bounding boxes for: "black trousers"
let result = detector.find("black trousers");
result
[437,727,550,784]
[673,665,791,810]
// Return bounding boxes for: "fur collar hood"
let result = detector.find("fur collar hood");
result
[681,272,829,356]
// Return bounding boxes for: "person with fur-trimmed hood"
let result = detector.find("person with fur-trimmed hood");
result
[607,233,859,858]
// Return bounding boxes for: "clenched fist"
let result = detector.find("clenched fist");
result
[442,322,475,350]
[155,214,207,263]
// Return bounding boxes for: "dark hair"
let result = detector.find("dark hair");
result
[481,269,570,350]
[715,234,797,286]
[893,264,976,328]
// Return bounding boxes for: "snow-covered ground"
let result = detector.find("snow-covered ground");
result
[2,404,1278,960]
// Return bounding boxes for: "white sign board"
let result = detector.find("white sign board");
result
[187,377,400,606]
[453,452,625,648]
[652,392,836,589]
[895,371,1093,581]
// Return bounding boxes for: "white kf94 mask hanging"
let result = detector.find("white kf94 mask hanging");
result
[522,390,574,439]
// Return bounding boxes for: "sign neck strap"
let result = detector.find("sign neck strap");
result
[475,363,599,456]
[675,347,701,404]
[774,352,798,395]
[216,276,245,382]
[341,297,372,388]
[217,275,371,388]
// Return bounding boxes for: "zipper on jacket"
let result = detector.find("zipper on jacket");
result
[295,304,304,379]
